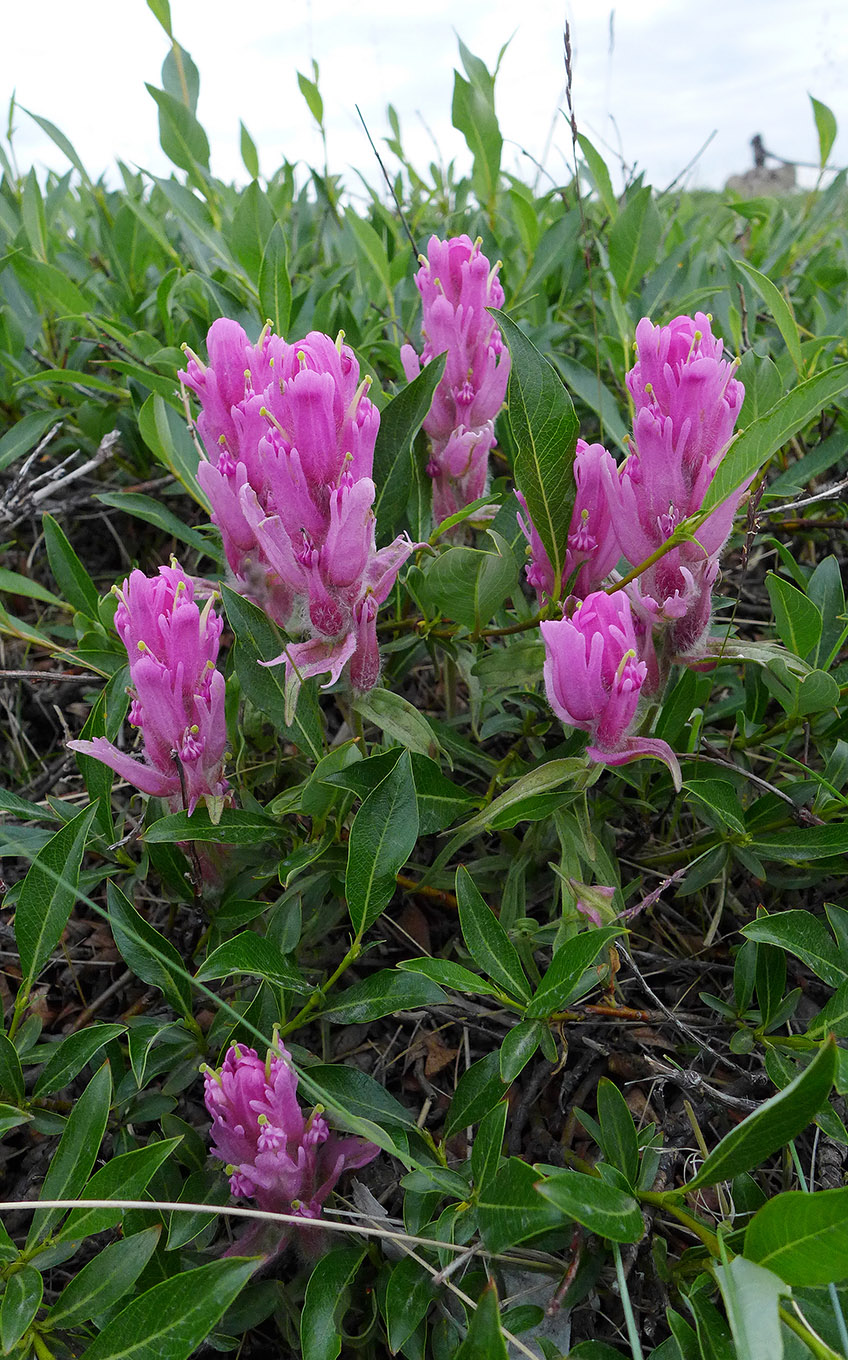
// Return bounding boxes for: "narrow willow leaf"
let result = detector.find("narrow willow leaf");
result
[79,1257,257,1360]
[27,1061,112,1247]
[456,865,530,1001]
[60,1138,183,1239]
[0,1033,24,1103]
[477,1156,565,1253]
[536,1169,644,1243]
[318,969,445,1024]
[372,354,446,541]
[345,749,418,936]
[677,1037,836,1192]
[14,801,99,995]
[353,687,441,757]
[765,572,822,659]
[146,84,210,171]
[107,879,194,1018]
[385,1256,434,1354]
[0,1265,42,1354]
[50,1226,161,1328]
[576,132,617,219]
[301,1247,365,1360]
[609,185,661,299]
[742,911,847,988]
[810,95,838,169]
[426,530,518,631]
[258,221,292,335]
[526,926,621,1018]
[735,257,803,375]
[42,513,100,617]
[701,363,848,513]
[195,933,311,993]
[714,1257,787,1360]
[494,309,578,594]
[455,1281,509,1360]
[444,1051,507,1137]
[745,1185,848,1285]
[34,1023,127,1096]
[145,807,282,845]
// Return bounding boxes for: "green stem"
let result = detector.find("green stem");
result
[779,1305,844,1360]
[639,1192,719,1253]
[278,935,362,1039]
[613,1243,644,1360]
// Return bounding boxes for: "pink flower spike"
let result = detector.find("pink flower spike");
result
[69,564,230,817]
[204,1039,379,1243]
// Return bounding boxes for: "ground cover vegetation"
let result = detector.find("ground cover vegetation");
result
[0,5,847,1357]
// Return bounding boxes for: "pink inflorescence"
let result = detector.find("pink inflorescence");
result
[203,1040,378,1227]
[68,564,229,815]
[180,321,419,705]
[401,234,510,524]
[523,312,745,782]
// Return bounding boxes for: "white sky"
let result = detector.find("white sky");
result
[5,1,847,193]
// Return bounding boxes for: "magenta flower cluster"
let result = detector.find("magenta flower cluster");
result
[401,234,510,524]
[525,312,745,783]
[68,564,229,815]
[180,322,418,703]
[204,1040,378,1227]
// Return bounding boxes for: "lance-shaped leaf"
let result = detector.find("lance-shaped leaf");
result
[345,749,419,936]
[493,309,578,597]
[13,801,99,996]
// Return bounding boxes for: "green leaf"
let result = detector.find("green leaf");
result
[448,758,584,844]
[745,1185,848,1285]
[456,865,530,1001]
[536,1169,644,1243]
[27,1061,112,1247]
[161,41,200,114]
[477,1155,565,1252]
[742,911,847,988]
[455,1281,509,1360]
[608,185,661,299]
[0,567,63,607]
[222,585,323,761]
[300,1064,417,1135]
[577,132,617,219]
[60,1138,182,1239]
[701,363,848,513]
[746,824,848,865]
[444,1051,507,1137]
[0,1265,43,1354]
[107,879,194,1018]
[426,530,518,631]
[42,513,100,617]
[553,354,629,454]
[472,1100,508,1192]
[714,1257,787,1360]
[735,258,803,376]
[21,168,47,260]
[300,1246,364,1360]
[10,254,87,316]
[239,120,260,179]
[677,1037,837,1192]
[138,393,208,508]
[397,957,501,998]
[146,83,210,171]
[318,969,446,1024]
[258,221,292,336]
[451,44,502,212]
[145,807,281,845]
[166,1168,230,1249]
[495,310,578,597]
[297,69,324,127]
[372,354,446,541]
[13,802,98,995]
[596,1078,639,1187]
[499,1019,542,1083]
[147,0,173,36]
[34,1024,127,1097]
[385,1256,434,1353]
[766,573,822,659]
[195,932,311,992]
[21,107,89,181]
[94,492,212,558]
[0,410,60,473]
[345,749,419,936]
[353,687,440,758]
[345,210,393,300]
[0,1033,24,1103]
[50,1226,161,1328]
[810,95,838,169]
[526,926,621,1018]
[78,1257,257,1360]
[683,780,747,836]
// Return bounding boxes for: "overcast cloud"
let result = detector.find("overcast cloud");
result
[5,1,847,192]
